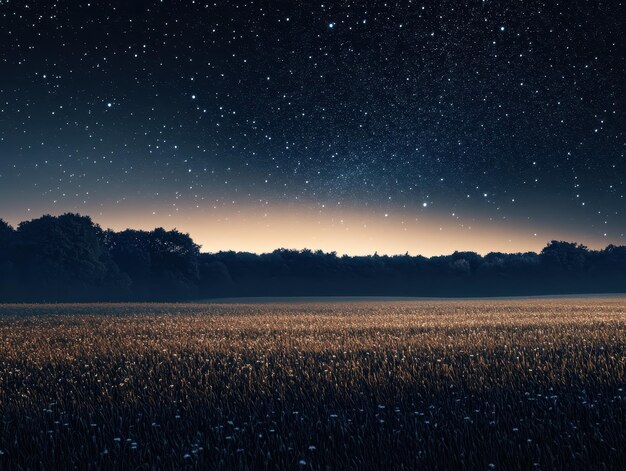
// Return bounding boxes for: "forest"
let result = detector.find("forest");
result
[0,213,625,301]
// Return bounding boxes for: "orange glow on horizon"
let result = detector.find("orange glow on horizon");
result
[72,204,619,257]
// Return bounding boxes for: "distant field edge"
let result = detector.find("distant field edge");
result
[1,293,625,307]
[196,293,626,304]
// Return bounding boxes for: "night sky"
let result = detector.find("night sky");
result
[0,1,624,255]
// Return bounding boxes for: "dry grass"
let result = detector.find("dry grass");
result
[0,297,624,469]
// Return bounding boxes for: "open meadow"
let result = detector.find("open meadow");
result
[0,297,624,469]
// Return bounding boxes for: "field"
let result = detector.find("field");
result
[0,298,624,469]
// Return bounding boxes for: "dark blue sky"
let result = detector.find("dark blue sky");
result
[0,1,624,254]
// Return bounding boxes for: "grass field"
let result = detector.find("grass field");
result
[0,298,624,469]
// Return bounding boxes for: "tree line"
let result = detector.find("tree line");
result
[0,213,625,301]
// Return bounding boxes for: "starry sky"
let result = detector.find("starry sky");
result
[0,1,624,255]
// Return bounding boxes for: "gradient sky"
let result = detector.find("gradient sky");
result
[0,1,624,255]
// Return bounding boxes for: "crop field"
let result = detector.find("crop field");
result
[0,298,624,469]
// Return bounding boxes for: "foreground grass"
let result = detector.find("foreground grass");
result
[0,298,624,469]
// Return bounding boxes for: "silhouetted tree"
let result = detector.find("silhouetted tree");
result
[0,219,13,261]
[0,219,12,239]
[108,227,200,299]
[541,241,589,272]
[11,214,113,300]
[0,213,625,301]
[108,230,153,281]
[0,220,15,299]
[594,245,626,279]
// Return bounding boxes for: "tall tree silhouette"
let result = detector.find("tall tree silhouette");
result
[108,227,200,300]
[11,214,112,300]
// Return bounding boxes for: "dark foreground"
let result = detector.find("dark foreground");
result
[0,298,624,469]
